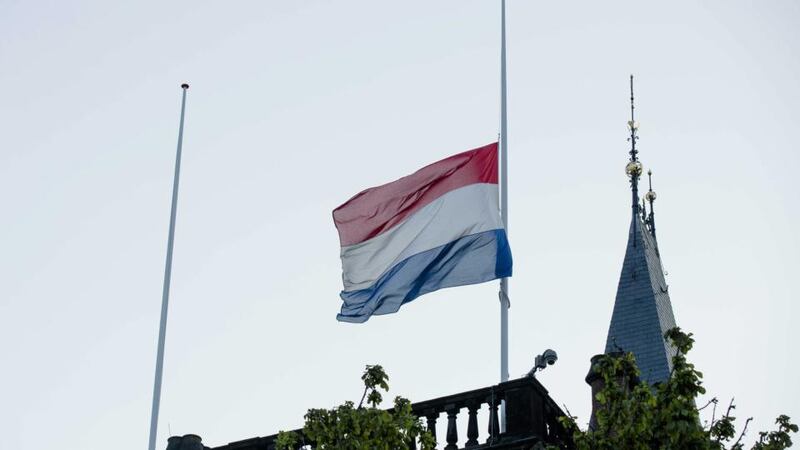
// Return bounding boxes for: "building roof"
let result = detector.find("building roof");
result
[604,207,677,384]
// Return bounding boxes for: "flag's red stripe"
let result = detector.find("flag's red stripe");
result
[333,142,499,247]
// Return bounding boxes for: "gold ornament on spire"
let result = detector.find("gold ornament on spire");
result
[626,160,643,177]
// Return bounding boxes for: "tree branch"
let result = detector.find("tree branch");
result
[698,397,717,412]
[710,398,719,428]
[724,397,735,419]
[732,417,753,449]
[358,386,368,409]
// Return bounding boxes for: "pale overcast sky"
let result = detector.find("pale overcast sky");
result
[1,1,798,449]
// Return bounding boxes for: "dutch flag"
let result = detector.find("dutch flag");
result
[332,142,512,323]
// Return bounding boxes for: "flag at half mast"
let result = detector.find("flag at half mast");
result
[333,142,512,323]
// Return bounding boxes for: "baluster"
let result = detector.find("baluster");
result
[426,412,439,448]
[465,403,479,447]
[444,407,459,450]
[486,396,500,443]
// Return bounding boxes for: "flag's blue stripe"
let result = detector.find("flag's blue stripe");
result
[337,229,512,323]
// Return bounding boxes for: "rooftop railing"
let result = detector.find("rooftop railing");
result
[166,376,571,450]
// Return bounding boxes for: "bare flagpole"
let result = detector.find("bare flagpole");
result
[148,83,189,450]
[499,0,510,429]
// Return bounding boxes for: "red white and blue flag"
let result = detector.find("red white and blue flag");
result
[332,142,512,323]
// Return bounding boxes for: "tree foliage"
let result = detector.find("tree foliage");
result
[276,330,794,449]
[557,328,798,450]
[275,365,435,450]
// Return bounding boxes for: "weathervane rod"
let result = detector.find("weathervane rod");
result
[148,83,189,450]
[630,75,635,124]
[629,74,638,161]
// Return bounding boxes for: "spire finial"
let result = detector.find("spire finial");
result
[625,75,643,216]
[646,169,657,207]
[646,169,658,239]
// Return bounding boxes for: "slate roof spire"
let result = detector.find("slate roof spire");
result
[604,76,678,385]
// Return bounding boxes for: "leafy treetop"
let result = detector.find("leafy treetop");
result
[555,328,797,450]
[276,365,435,450]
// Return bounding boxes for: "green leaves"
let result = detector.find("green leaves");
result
[275,365,434,450]
[559,328,797,450]
[361,365,390,392]
[751,415,799,450]
[359,365,389,409]
[275,430,299,449]
[275,331,795,450]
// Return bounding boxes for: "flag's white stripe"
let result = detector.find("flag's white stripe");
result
[341,183,502,292]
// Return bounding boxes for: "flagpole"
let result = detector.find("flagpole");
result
[499,0,510,428]
[148,83,189,450]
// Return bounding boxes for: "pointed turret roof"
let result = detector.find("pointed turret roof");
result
[604,76,678,385]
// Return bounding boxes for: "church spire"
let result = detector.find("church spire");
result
[601,76,678,385]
